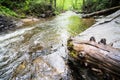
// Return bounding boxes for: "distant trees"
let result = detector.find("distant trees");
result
[1,0,119,17]
[109,0,120,7]
[54,0,56,8]
[49,0,56,9]
[0,0,57,17]
[82,0,120,13]
[0,0,30,10]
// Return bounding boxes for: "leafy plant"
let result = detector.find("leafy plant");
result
[81,0,120,13]
[27,1,53,16]
[0,5,18,17]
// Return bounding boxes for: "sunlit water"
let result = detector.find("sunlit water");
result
[0,11,95,80]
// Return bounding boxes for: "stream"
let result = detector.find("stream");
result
[0,11,95,80]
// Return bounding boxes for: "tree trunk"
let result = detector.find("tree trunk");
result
[82,0,85,9]
[54,0,56,9]
[62,0,65,10]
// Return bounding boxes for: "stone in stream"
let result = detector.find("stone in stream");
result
[0,15,16,32]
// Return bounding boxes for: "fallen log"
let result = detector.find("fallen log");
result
[68,37,120,79]
[82,6,120,18]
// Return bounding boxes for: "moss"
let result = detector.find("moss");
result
[69,50,79,59]
[67,38,78,59]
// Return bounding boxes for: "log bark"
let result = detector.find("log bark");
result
[82,6,120,18]
[70,38,120,77]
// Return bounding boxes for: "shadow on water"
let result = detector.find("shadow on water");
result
[0,11,95,80]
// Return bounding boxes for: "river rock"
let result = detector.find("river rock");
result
[21,18,39,24]
[0,15,16,32]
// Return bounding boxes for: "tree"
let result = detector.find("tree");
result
[54,0,56,9]
[50,0,53,5]
[49,0,56,9]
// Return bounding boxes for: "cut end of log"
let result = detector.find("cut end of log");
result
[68,36,120,79]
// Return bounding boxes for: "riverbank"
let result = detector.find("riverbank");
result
[0,15,56,34]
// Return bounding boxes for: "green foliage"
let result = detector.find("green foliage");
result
[56,0,82,11]
[27,1,53,16]
[0,0,119,18]
[23,0,31,11]
[0,0,82,17]
[82,0,120,13]
[0,0,55,17]
[0,5,18,17]
[0,0,24,10]
[0,0,31,17]
[95,0,110,11]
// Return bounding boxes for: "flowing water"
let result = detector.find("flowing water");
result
[0,11,95,80]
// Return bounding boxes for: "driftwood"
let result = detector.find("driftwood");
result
[82,6,120,18]
[70,37,120,78]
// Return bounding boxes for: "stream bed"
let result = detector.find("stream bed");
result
[0,11,95,80]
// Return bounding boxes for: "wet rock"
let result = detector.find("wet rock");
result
[40,14,46,18]
[0,15,16,33]
[21,18,39,25]
[10,52,69,80]
[31,46,69,80]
